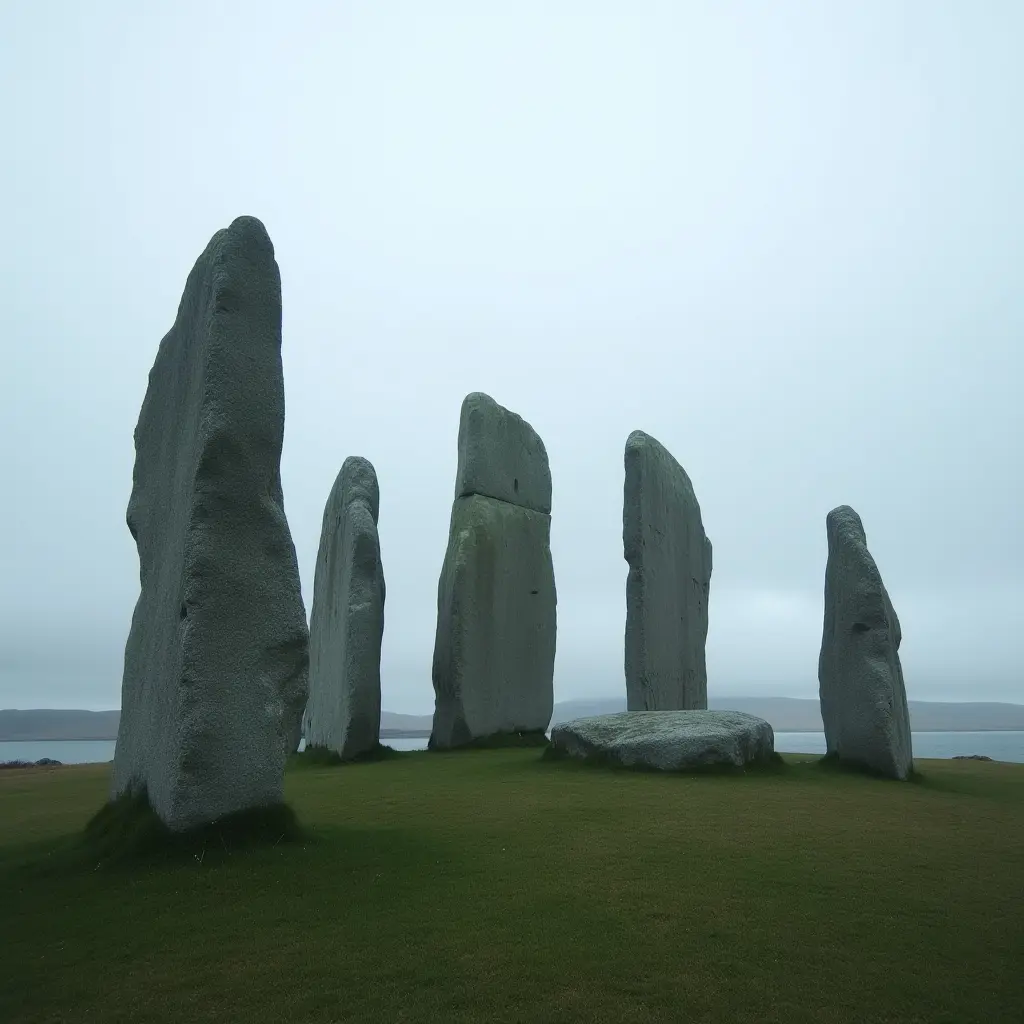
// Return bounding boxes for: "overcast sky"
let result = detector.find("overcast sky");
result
[1,2,1021,714]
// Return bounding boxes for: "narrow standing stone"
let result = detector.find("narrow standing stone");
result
[112,216,309,831]
[305,457,386,759]
[818,505,913,779]
[430,393,557,748]
[623,431,712,711]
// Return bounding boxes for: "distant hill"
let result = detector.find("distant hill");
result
[552,697,1024,732]
[3,698,1024,740]
[0,709,441,741]
[0,709,121,741]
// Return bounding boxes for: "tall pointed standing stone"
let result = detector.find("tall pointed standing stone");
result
[430,393,557,749]
[305,457,386,759]
[818,505,913,779]
[111,216,309,832]
[623,431,712,711]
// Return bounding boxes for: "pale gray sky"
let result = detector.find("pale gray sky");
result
[1,2,1021,713]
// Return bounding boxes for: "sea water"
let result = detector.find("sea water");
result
[3,732,1023,765]
[0,735,430,765]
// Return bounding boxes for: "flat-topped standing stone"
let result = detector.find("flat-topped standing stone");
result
[305,457,386,760]
[112,216,309,832]
[818,505,913,780]
[550,711,775,771]
[454,392,552,513]
[623,431,713,711]
[431,394,556,748]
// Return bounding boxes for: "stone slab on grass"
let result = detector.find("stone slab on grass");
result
[550,710,775,772]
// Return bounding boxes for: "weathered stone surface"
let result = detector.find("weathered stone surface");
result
[818,505,913,780]
[431,393,556,749]
[623,431,713,711]
[550,711,775,771]
[112,216,309,831]
[454,392,552,514]
[305,456,386,760]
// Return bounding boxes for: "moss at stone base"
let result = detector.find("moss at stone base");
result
[428,730,550,752]
[81,789,302,868]
[288,743,401,769]
[542,744,786,776]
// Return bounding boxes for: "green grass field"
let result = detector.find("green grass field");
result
[2,750,1022,1024]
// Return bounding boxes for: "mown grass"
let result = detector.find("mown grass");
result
[1,751,1022,1024]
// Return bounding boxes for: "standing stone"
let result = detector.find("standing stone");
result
[305,457,386,759]
[818,505,913,779]
[623,431,713,711]
[111,216,309,832]
[430,393,556,748]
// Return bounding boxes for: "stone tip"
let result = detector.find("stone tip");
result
[455,390,550,513]
[624,432,685,481]
[338,456,380,522]
[826,505,866,543]
[225,216,275,257]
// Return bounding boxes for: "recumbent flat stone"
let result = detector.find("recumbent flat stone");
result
[550,711,775,771]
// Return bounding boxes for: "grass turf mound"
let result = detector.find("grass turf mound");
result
[80,788,302,868]
[427,729,549,752]
[289,743,403,768]
[816,750,926,783]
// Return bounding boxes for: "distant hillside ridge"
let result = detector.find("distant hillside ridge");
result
[0,709,443,741]
[3,698,1024,740]
[0,709,122,741]
[550,697,1024,732]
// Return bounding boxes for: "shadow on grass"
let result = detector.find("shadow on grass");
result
[427,730,550,753]
[288,743,404,769]
[540,744,787,777]
[3,813,461,900]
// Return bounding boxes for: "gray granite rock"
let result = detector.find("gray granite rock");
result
[305,456,386,760]
[623,431,713,711]
[431,393,556,748]
[112,216,309,831]
[550,710,775,771]
[455,392,552,514]
[818,505,913,780]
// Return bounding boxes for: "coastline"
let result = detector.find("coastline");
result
[0,729,437,743]
[5,726,1024,742]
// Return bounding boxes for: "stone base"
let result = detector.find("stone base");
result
[549,710,775,772]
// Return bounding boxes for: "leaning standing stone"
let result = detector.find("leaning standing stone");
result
[623,431,713,711]
[111,216,309,831]
[430,393,557,748]
[818,505,913,779]
[305,457,386,760]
